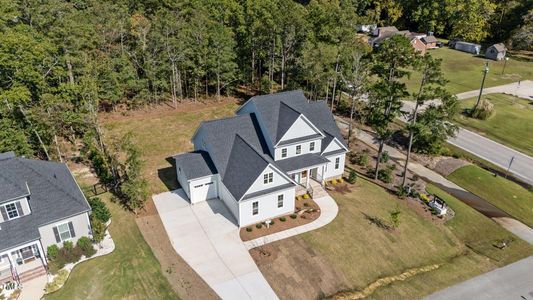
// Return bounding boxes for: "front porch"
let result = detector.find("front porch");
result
[0,242,46,282]
[289,165,326,197]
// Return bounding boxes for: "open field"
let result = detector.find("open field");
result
[448,165,533,228]
[404,47,533,94]
[45,192,178,300]
[454,93,533,157]
[252,178,533,299]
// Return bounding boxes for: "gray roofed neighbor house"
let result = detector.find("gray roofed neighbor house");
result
[422,35,438,44]
[174,151,217,179]
[276,153,329,173]
[491,43,506,52]
[0,155,91,252]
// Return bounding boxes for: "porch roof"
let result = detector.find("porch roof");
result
[275,153,329,173]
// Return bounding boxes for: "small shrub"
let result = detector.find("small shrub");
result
[356,152,370,166]
[303,202,310,207]
[279,217,286,222]
[63,241,73,251]
[389,208,401,228]
[91,218,106,243]
[348,151,358,164]
[379,151,390,163]
[47,245,59,260]
[303,193,310,199]
[88,197,111,223]
[290,213,297,219]
[387,164,396,171]
[471,99,494,120]
[396,186,408,199]
[420,193,430,203]
[332,179,338,185]
[76,236,95,258]
[246,227,252,232]
[269,220,275,226]
[348,170,358,184]
[256,223,262,229]
[378,168,393,183]
[338,178,344,183]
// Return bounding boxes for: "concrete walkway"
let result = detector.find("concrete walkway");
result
[243,195,338,250]
[19,275,47,300]
[153,189,278,300]
[342,123,533,245]
[425,256,533,300]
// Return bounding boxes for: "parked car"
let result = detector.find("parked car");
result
[436,41,444,48]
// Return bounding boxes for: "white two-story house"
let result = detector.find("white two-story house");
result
[173,90,348,227]
[0,152,92,283]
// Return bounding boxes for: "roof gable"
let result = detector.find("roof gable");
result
[277,114,323,145]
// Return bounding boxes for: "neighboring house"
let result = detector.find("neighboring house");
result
[485,43,507,60]
[421,35,438,49]
[173,91,348,227]
[0,152,92,283]
[371,26,398,37]
[369,27,427,54]
[356,24,377,33]
[454,41,481,55]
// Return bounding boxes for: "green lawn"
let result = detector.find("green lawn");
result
[300,178,533,298]
[454,93,533,156]
[404,47,533,94]
[448,165,533,228]
[45,193,178,300]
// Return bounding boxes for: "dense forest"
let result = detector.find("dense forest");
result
[0,0,532,159]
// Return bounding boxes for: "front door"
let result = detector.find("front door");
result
[310,168,318,179]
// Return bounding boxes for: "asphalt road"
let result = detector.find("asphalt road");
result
[425,256,533,300]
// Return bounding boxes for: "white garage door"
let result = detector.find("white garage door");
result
[191,181,217,203]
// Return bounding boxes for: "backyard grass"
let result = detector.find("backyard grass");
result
[404,47,533,94]
[101,100,239,194]
[45,193,178,300]
[447,165,533,228]
[296,178,533,298]
[454,93,533,156]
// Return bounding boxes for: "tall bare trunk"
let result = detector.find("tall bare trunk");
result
[281,52,286,90]
[66,59,75,85]
[331,55,340,112]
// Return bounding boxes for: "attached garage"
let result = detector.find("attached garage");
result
[174,151,218,204]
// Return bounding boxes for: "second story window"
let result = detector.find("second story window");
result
[263,172,273,184]
[310,142,315,151]
[281,148,287,158]
[296,145,301,155]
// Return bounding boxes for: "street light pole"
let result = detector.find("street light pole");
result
[472,61,489,114]
[501,57,509,75]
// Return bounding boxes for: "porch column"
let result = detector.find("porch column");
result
[36,241,47,266]
[321,165,325,186]
[305,169,310,189]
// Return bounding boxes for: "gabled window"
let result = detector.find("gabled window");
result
[296,145,301,155]
[335,157,340,169]
[277,195,284,208]
[1,201,24,221]
[263,172,273,184]
[252,202,259,215]
[310,142,315,151]
[281,148,287,158]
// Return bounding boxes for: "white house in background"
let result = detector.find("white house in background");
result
[0,152,92,284]
[173,90,348,227]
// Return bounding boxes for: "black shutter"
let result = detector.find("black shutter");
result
[53,226,61,243]
[68,221,76,238]
[15,201,24,216]
[0,206,7,220]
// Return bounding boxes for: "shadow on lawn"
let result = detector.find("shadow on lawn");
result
[157,157,180,191]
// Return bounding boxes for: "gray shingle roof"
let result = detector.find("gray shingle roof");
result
[0,156,91,252]
[275,153,330,173]
[422,36,438,44]
[491,43,506,52]
[277,133,324,147]
[0,171,29,203]
[173,151,217,180]
[242,183,295,201]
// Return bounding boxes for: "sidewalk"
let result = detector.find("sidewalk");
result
[244,194,338,250]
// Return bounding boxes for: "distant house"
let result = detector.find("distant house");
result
[454,41,481,55]
[485,43,507,60]
[421,35,438,49]
[371,26,398,37]
[370,29,427,55]
[410,37,427,55]
[356,24,377,33]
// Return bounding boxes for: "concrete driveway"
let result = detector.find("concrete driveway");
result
[153,189,278,300]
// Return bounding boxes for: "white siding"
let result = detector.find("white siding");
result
[244,165,292,196]
[323,154,346,180]
[239,187,295,227]
[218,180,239,223]
[189,175,218,204]
[274,139,322,160]
[278,116,320,142]
[176,165,190,198]
[38,212,92,251]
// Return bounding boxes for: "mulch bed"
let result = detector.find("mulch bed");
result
[240,198,321,242]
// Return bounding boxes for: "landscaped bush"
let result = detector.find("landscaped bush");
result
[89,197,111,223]
[356,152,369,166]
[332,179,338,185]
[269,220,275,226]
[378,168,393,183]
[76,236,96,258]
[91,218,106,243]
[63,241,73,251]
[303,193,310,199]
[338,178,344,183]
[256,223,262,229]
[379,151,390,163]
[471,99,494,120]
[246,227,252,232]
[348,170,358,184]
[279,217,286,222]
[290,214,297,219]
[419,193,430,203]
[348,151,358,164]
[303,202,310,207]
[47,245,59,260]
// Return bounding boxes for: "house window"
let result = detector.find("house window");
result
[252,202,258,215]
[296,145,301,154]
[335,157,340,169]
[281,148,287,158]
[310,142,315,151]
[277,195,284,208]
[263,172,273,184]
[57,222,73,241]
[5,202,20,220]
